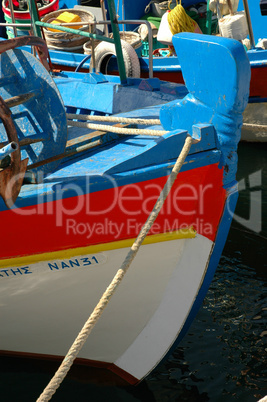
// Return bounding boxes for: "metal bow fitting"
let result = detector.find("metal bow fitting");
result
[0,96,28,208]
[0,36,50,71]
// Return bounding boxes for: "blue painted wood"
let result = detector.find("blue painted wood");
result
[0,33,250,209]
[0,49,67,180]
[54,73,188,114]
[101,124,217,174]
[160,33,251,187]
[247,48,267,65]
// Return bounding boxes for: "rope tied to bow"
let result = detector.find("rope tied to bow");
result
[36,134,197,402]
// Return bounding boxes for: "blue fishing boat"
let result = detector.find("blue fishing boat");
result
[15,0,263,141]
[0,0,265,142]
[104,0,266,142]
[0,0,250,393]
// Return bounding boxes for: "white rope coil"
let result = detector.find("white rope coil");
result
[67,120,167,136]
[66,113,161,126]
[36,134,195,402]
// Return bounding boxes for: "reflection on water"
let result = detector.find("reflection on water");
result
[146,142,267,402]
[0,143,266,401]
[148,254,266,402]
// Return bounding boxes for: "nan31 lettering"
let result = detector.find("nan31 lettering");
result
[0,254,106,279]
[48,256,100,271]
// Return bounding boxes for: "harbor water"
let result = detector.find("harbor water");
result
[0,141,266,401]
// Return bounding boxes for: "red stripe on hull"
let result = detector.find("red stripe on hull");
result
[249,65,267,99]
[0,164,226,260]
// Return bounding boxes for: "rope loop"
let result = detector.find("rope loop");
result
[66,113,161,126]
[67,120,167,136]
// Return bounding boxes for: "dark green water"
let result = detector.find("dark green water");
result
[1,142,266,401]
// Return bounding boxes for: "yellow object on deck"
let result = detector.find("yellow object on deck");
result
[47,11,82,32]
[167,0,202,35]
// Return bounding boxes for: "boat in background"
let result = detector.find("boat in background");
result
[237,0,267,141]
[238,0,266,42]
[0,0,250,389]
[33,0,265,98]
[24,0,264,141]
[103,0,267,142]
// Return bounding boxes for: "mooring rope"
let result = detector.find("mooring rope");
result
[66,113,161,126]
[67,120,167,136]
[36,134,195,402]
[242,123,267,129]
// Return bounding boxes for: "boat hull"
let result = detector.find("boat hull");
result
[0,33,250,386]
[0,161,228,384]
[0,232,214,383]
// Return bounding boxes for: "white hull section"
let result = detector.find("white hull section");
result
[242,102,267,142]
[0,234,213,381]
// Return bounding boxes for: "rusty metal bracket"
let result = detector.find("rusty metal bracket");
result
[0,96,28,208]
[0,36,50,72]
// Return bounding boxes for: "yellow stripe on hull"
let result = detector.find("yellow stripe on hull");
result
[0,228,196,269]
